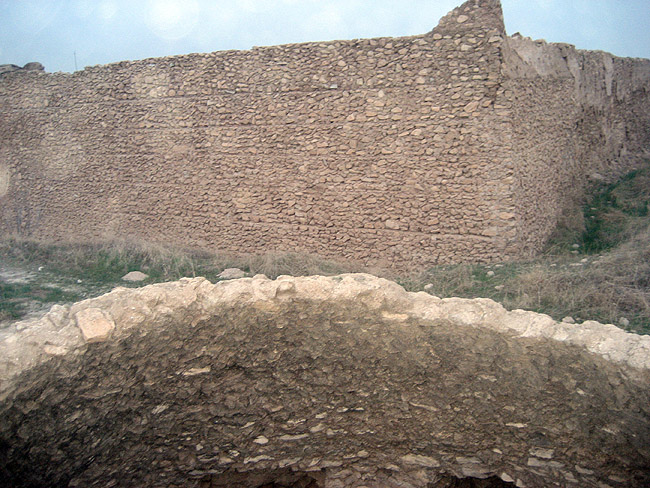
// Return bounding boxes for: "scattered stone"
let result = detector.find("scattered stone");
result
[562,316,575,324]
[486,270,495,277]
[424,284,434,291]
[182,367,210,376]
[575,465,595,475]
[218,268,246,279]
[152,405,168,414]
[121,271,148,282]
[500,473,515,483]
[494,285,504,291]
[456,15,469,23]
[309,423,325,433]
[619,317,630,327]
[589,173,606,183]
[572,244,581,249]
[400,454,440,468]
[529,447,554,459]
[463,100,479,113]
[279,433,308,441]
[43,345,67,356]
[244,455,273,464]
[253,436,269,445]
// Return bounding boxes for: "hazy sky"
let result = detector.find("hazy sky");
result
[1,0,649,73]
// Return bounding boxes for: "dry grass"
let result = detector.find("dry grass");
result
[2,164,649,333]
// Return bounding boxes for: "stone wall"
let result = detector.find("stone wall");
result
[502,36,650,255]
[0,0,648,267]
[1,274,649,487]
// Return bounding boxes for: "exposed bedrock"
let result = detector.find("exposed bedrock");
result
[1,274,649,487]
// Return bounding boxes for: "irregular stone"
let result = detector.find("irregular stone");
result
[43,345,67,356]
[218,268,246,279]
[0,64,21,75]
[400,454,441,468]
[74,307,115,343]
[464,100,479,112]
[121,271,148,282]
[385,219,400,230]
[529,447,554,459]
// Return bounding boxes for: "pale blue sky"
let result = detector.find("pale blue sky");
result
[1,0,649,73]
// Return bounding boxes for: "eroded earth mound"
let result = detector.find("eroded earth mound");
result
[1,274,649,487]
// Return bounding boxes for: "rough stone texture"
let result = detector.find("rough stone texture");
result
[1,274,649,487]
[0,0,648,268]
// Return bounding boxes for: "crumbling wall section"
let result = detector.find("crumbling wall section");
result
[1,274,649,487]
[503,36,650,255]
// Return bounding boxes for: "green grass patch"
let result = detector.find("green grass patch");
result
[0,281,82,321]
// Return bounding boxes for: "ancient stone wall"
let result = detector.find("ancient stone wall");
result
[502,36,650,255]
[1,274,649,487]
[0,0,648,267]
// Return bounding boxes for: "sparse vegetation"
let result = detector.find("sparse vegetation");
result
[1,164,649,333]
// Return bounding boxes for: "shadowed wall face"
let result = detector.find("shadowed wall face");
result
[0,0,648,268]
[1,274,649,487]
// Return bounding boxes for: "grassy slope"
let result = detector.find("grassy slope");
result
[1,164,648,333]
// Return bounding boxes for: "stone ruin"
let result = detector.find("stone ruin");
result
[0,62,44,76]
[1,274,648,487]
[1,0,649,268]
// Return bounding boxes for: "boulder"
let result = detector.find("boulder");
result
[121,271,148,282]
[218,267,246,279]
[22,62,44,71]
